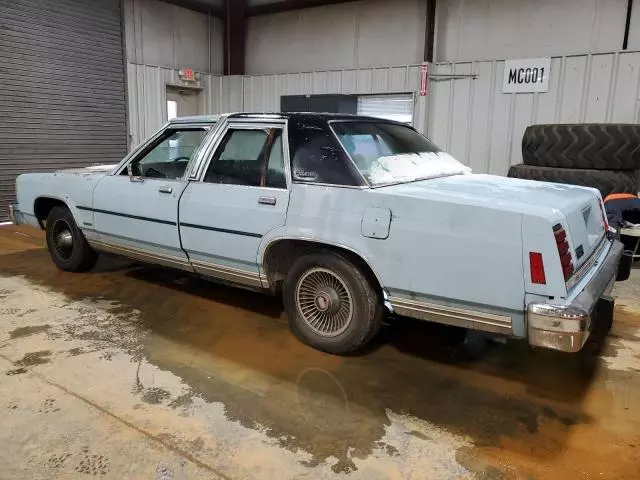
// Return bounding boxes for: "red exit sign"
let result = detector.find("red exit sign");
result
[180,67,195,82]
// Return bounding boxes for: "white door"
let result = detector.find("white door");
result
[91,127,209,270]
[179,123,290,287]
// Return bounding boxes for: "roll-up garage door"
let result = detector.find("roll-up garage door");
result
[357,94,414,124]
[0,0,128,221]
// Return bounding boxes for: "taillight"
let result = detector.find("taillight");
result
[529,252,546,284]
[553,224,574,280]
[598,200,609,231]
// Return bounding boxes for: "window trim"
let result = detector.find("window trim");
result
[115,123,213,181]
[195,121,292,191]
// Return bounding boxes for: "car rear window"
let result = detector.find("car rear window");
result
[332,122,469,186]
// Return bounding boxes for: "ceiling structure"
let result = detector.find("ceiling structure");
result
[161,0,362,17]
[159,0,435,76]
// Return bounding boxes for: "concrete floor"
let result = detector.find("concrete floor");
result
[0,225,639,479]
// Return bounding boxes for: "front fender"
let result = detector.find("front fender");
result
[17,172,106,229]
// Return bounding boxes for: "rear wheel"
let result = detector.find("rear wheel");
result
[45,206,98,272]
[283,251,383,355]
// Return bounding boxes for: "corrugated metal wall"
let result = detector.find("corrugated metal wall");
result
[221,65,431,147]
[201,50,640,177]
[126,63,221,147]
[126,49,640,178]
[0,0,128,221]
[427,51,640,175]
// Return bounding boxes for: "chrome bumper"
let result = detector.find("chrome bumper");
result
[527,239,623,353]
[8,203,24,225]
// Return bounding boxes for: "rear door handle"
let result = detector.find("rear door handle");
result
[158,186,173,194]
[258,196,276,206]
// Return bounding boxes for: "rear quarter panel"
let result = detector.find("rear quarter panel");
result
[259,183,529,334]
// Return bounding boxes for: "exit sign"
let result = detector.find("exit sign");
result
[179,67,195,82]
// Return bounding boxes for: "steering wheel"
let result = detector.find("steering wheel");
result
[172,156,190,163]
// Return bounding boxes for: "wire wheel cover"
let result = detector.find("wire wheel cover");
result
[295,268,354,337]
[52,219,74,260]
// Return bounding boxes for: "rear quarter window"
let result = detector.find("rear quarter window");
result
[288,120,365,187]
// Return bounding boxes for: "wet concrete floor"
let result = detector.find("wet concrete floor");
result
[0,225,639,479]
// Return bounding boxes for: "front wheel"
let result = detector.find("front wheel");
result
[283,251,383,354]
[45,206,98,272]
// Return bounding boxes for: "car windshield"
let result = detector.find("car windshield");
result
[332,122,471,187]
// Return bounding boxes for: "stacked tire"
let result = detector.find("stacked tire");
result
[508,124,640,198]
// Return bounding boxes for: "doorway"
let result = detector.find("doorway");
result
[166,86,202,120]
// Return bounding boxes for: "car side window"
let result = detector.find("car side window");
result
[124,128,207,180]
[204,128,286,188]
[288,119,365,186]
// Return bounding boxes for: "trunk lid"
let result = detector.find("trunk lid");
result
[384,174,607,271]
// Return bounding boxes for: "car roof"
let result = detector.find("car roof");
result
[168,114,222,125]
[168,112,406,125]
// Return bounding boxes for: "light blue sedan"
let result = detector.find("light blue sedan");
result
[10,113,630,354]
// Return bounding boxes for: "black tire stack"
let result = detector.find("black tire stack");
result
[508,124,640,198]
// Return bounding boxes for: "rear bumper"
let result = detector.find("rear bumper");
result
[527,239,625,353]
[8,203,24,225]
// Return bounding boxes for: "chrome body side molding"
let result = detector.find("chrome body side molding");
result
[87,238,264,288]
[88,239,193,272]
[190,259,263,288]
[388,296,513,335]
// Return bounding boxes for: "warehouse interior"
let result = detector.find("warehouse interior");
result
[4,2,640,478]
[2,0,640,218]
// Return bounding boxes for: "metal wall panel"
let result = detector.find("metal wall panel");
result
[427,51,640,175]
[437,0,629,62]
[126,63,222,148]
[245,0,426,74]
[197,50,640,180]
[0,0,128,220]
[123,0,223,74]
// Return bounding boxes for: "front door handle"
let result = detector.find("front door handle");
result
[258,196,276,206]
[158,186,173,194]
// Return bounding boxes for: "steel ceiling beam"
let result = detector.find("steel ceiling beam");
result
[224,0,247,75]
[424,0,436,62]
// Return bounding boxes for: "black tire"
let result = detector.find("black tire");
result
[45,206,98,272]
[522,124,640,171]
[508,164,637,198]
[283,251,383,355]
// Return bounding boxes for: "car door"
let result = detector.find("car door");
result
[91,125,210,271]
[179,120,290,287]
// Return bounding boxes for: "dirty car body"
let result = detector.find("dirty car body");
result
[10,113,630,354]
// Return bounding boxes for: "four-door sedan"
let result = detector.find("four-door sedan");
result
[10,113,631,354]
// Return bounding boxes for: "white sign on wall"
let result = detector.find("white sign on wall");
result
[503,58,551,93]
